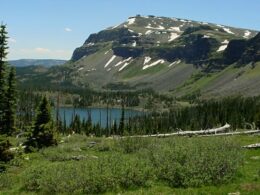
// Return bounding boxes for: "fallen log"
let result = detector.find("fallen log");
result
[201,130,260,137]
[125,123,231,138]
[242,143,260,149]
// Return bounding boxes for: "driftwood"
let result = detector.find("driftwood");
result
[242,143,260,149]
[126,123,231,138]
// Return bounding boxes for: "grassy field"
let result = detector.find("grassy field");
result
[0,134,259,194]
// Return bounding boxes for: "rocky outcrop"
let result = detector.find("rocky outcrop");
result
[223,39,247,64]
[71,44,102,61]
[85,28,138,43]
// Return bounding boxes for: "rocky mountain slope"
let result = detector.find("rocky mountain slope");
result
[17,15,260,97]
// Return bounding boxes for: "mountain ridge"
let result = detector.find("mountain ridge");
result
[16,15,260,97]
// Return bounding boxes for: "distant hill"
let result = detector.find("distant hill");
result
[9,59,67,67]
[16,15,260,97]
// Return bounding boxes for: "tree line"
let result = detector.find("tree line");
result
[53,96,260,137]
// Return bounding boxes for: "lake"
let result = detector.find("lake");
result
[56,107,144,128]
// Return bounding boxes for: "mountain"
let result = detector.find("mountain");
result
[9,59,67,67]
[17,15,260,97]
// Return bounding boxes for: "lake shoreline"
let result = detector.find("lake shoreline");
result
[56,104,147,112]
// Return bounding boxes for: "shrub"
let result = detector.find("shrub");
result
[0,173,13,190]
[117,137,152,153]
[22,154,153,194]
[149,137,242,187]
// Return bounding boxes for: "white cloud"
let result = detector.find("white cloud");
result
[12,48,71,60]
[65,27,72,32]
[9,38,16,43]
[35,47,51,53]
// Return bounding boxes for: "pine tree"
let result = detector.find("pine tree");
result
[0,24,8,134]
[118,102,125,135]
[25,96,57,151]
[4,67,17,135]
[63,111,67,134]
[0,135,13,161]
[71,114,81,134]
[112,120,117,135]
[86,110,92,135]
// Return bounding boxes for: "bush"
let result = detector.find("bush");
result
[15,136,244,194]
[0,173,13,190]
[149,137,242,187]
[22,154,153,194]
[117,137,152,153]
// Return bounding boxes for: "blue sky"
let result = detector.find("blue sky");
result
[1,0,260,60]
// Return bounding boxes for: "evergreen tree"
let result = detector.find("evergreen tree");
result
[0,135,14,172]
[25,96,57,151]
[71,114,81,134]
[4,67,17,135]
[112,120,117,135]
[62,111,67,134]
[86,111,92,135]
[0,24,8,134]
[118,102,125,135]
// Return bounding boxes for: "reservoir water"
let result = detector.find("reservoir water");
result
[57,107,144,128]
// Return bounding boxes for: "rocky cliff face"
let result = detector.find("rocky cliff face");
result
[71,15,258,67]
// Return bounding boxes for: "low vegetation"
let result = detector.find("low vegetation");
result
[2,135,258,194]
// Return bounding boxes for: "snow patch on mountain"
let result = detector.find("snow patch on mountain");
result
[180,19,187,23]
[115,57,132,67]
[223,28,234,34]
[222,39,229,44]
[217,45,228,52]
[104,55,116,68]
[143,59,165,70]
[145,24,165,30]
[169,60,181,67]
[112,24,120,29]
[145,23,152,28]
[104,49,111,55]
[169,33,180,42]
[169,26,181,32]
[128,29,134,33]
[118,57,133,72]
[243,30,251,38]
[144,56,152,65]
[217,24,224,28]
[114,60,124,67]
[145,30,153,35]
[87,68,96,72]
[127,17,136,25]
[203,35,210,38]
[217,39,229,52]
[86,42,95,47]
